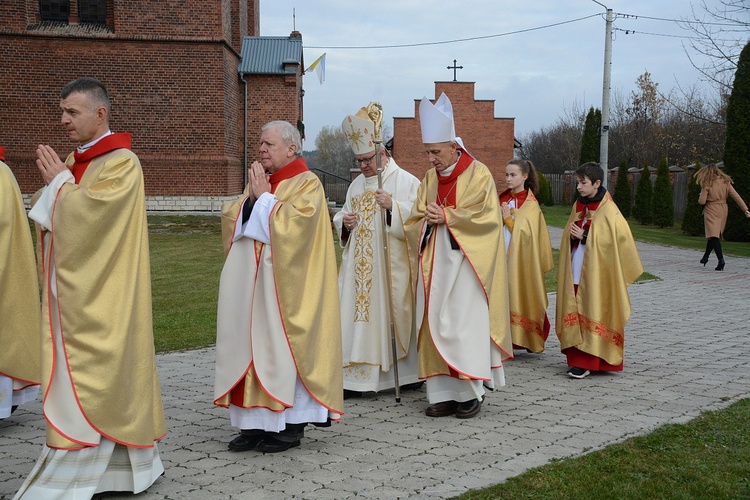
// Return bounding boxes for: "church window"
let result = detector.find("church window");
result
[39,0,70,22]
[78,0,107,25]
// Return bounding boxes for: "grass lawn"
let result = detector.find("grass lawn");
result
[455,398,750,500]
[148,215,224,353]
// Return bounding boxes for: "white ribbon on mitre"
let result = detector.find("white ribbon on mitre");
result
[341,109,376,155]
[419,92,456,144]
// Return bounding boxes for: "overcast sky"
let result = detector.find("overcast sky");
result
[259,0,732,149]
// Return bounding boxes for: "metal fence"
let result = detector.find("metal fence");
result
[545,168,694,219]
[312,168,351,205]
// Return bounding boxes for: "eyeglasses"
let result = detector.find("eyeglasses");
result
[354,152,377,166]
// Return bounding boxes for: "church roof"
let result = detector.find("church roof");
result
[238,36,303,75]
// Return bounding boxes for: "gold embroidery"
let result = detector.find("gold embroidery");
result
[351,189,378,322]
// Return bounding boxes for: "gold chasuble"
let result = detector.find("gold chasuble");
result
[405,153,512,379]
[0,160,41,388]
[214,158,344,416]
[33,134,166,449]
[556,193,643,366]
[502,190,553,353]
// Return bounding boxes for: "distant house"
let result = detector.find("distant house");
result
[1,0,305,211]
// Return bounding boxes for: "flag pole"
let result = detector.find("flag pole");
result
[367,102,401,403]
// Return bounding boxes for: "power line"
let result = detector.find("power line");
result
[306,13,599,50]
[614,27,694,39]
[618,12,743,27]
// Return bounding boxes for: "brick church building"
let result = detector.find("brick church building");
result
[1,0,304,210]
[393,81,517,195]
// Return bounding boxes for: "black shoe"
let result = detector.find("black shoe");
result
[700,257,708,266]
[228,431,266,451]
[400,381,425,391]
[567,367,591,379]
[257,436,301,453]
[455,398,482,419]
[716,260,725,271]
[343,389,362,399]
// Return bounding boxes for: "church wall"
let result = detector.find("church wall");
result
[0,0,298,204]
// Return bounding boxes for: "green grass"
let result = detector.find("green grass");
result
[454,398,750,500]
[149,215,224,353]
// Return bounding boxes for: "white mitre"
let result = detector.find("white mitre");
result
[419,92,456,144]
[341,107,376,155]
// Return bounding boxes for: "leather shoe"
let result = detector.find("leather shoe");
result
[425,400,458,417]
[343,389,362,400]
[257,436,301,453]
[455,398,482,419]
[400,381,425,391]
[228,432,266,451]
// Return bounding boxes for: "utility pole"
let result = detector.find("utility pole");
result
[593,1,613,189]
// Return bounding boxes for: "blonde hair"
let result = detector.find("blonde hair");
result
[695,163,732,188]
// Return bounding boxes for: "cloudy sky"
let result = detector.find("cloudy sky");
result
[259,0,733,149]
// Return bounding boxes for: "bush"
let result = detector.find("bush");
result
[612,160,632,218]
[537,173,555,206]
[682,162,705,236]
[652,157,675,228]
[723,41,750,241]
[632,167,653,225]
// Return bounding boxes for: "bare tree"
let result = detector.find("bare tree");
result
[313,125,355,179]
[680,0,750,92]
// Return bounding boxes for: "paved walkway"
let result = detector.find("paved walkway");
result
[2,227,750,499]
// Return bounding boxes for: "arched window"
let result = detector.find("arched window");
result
[78,0,107,25]
[39,0,70,22]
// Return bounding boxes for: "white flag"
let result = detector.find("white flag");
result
[305,53,326,85]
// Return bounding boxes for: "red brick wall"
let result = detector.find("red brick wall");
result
[245,72,303,162]
[0,0,295,198]
[393,81,515,194]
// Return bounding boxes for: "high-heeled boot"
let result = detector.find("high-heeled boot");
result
[714,238,724,271]
[700,240,712,266]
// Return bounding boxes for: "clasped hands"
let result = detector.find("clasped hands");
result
[425,202,445,225]
[248,161,271,201]
[36,145,68,184]
[569,222,585,240]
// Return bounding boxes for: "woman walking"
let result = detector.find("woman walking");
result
[696,163,750,270]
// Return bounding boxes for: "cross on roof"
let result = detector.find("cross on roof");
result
[447,59,463,82]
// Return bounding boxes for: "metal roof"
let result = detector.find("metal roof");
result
[238,36,303,75]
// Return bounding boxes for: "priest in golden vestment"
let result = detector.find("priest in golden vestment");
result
[335,106,421,397]
[0,146,41,420]
[404,93,512,419]
[214,121,343,453]
[15,78,166,499]
[556,162,643,380]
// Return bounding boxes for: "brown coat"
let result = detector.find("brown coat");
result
[699,179,748,238]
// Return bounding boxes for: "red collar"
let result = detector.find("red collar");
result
[436,149,473,207]
[71,133,132,183]
[499,188,529,207]
[269,157,309,193]
[0,146,5,162]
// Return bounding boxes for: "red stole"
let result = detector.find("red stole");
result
[571,197,602,251]
[0,146,5,162]
[71,133,132,184]
[499,188,529,208]
[436,150,473,208]
[269,157,309,194]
